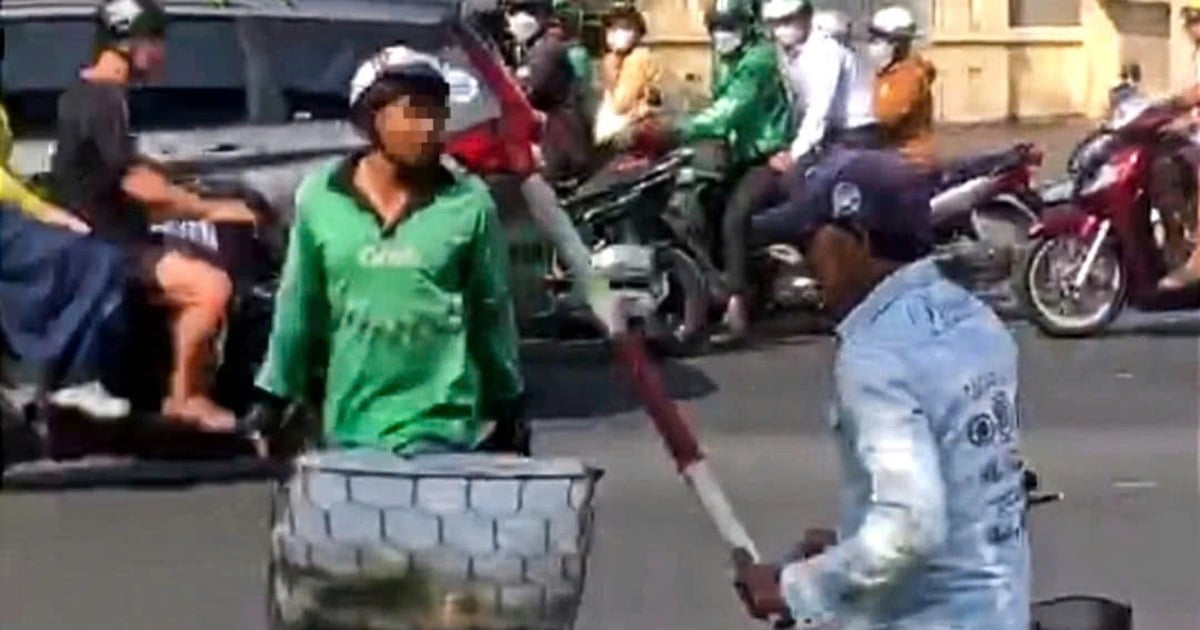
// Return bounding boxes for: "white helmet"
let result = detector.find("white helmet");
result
[348,45,447,109]
[870,6,918,39]
[761,0,811,22]
[812,10,849,41]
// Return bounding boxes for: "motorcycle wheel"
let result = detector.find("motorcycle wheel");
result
[1021,235,1127,337]
[647,247,710,357]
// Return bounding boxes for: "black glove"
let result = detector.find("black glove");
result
[236,390,290,438]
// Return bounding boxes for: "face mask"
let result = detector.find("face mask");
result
[772,24,805,48]
[711,30,743,56]
[867,40,896,70]
[607,28,637,52]
[507,12,541,43]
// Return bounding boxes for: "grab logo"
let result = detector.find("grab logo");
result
[443,66,480,105]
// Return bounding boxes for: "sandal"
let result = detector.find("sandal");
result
[1157,265,1200,292]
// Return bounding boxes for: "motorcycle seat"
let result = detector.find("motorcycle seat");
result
[938,143,1032,189]
[565,153,683,210]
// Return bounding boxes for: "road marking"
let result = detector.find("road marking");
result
[1111,479,1158,490]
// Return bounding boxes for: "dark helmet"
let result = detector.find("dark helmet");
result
[604,3,648,36]
[95,0,168,44]
[508,0,554,15]
[1184,3,1200,25]
[705,1,754,32]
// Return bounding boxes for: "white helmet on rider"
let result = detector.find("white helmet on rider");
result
[869,5,919,40]
[348,45,449,138]
[812,10,849,42]
[760,0,811,23]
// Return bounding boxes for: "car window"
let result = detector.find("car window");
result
[250,18,499,133]
[2,14,500,135]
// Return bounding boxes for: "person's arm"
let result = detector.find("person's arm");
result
[83,96,254,223]
[678,48,773,142]
[778,346,948,624]
[610,48,655,116]
[0,166,54,220]
[1170,84,1200,111]
[789,40,843,160]
[874,66,923,129]
[465,187,525,416]
[121,165,255,223]
[524,39,565,111]
[254,179,330,403]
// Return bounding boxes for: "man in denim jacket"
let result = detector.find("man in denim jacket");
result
[735,148,1030,629]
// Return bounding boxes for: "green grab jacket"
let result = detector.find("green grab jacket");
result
[255,156,524,453]
[677,39,795,168]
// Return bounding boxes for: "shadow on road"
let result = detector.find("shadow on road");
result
[521,340,719,421]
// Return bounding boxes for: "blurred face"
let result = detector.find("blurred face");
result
[806,224,873,320]
[766,15,809,49]
[127,36,166,82]
[507,10,542,42]
[373,93,448,170]
[1188,20,1200,45]
[607,21,640,51]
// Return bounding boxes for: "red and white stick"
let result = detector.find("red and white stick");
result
[610,331,762,561]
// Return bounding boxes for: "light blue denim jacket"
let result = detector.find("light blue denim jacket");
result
[781,259,1031,630]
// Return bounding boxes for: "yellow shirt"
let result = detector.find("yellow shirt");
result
[0,102,52,220]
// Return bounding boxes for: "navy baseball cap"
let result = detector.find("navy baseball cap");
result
[790,148,934,261]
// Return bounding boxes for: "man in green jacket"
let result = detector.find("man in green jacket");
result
[674,2,794,344]
[250,45,526,455]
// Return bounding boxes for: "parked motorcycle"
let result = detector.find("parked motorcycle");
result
[1020,94,1198,337]
[1,181,283,485]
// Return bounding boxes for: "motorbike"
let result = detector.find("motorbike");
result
[748,143,1046,317]
[1,181,283,486]
[542,137,1046,353]
[1020,93,1199,337]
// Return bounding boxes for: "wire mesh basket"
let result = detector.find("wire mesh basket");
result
[268,450,604,630]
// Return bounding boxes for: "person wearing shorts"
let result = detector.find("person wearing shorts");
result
[50,0,258,430]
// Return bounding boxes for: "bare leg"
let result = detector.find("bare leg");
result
[153,251,235,431]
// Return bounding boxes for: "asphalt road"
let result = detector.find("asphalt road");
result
[2,316,1198,630]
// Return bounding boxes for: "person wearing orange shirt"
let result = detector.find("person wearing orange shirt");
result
[594,4,661,145]
[867,6,936,169]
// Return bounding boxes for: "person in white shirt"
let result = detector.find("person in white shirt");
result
[760,0,880,175]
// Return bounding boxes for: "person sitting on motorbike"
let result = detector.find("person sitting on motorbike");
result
[548,0,597,124]
[594,4,661,146]
[49,0,259,431]
[867,6,937,169]
[1159,1,1200,290]
[637,1,793,344]
[762,0,880,174]
[0,104,91,234]
[250,45,528,456]
[1,100,130,418]
[507,0,594,185]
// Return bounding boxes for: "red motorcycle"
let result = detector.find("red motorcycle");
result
[1020,96,1198,336]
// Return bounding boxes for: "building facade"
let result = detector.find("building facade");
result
[632,0,1197,122]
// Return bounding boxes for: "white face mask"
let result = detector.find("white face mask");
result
[867,40,896,70]
[607,28,637,52]
[772,24,805,48]
[711,30,743,56]
[507,12,541,43]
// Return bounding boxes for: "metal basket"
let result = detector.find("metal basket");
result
[267,450,604,630]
